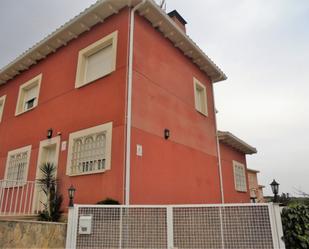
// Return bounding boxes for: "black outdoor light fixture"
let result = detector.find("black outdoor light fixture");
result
[164,129,170,140]
[47,128,53,139]
[270,179,279,203]
[68,185,76,207]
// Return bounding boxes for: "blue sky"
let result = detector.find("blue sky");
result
[1,0,308,196]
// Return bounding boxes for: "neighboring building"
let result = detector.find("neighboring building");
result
[247,168,265,203]
[218,131,257,203]
[0,0,259,213]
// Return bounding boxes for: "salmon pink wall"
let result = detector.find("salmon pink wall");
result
[0,9,131,206]
[220,143,250,203]
[129,15,222,204]
[0,8,250,207]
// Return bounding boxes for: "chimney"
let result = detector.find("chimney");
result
[167,10,187,33]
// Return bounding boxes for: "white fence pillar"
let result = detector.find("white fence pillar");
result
[66,206,78,249]
[273,204,286,249]
[269,203,286,249]
[166,206,174,249]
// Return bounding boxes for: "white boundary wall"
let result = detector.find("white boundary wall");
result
[66,203,285,249]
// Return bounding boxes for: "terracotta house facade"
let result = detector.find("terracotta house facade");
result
[218,131,257,203]
[247,168,265,203]
[0,0,259,211]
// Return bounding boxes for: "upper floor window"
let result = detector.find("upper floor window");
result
[5,145,32,186]
[193,78,208,116]
[0,95,6,122]
[75,31,118,88]
[15,74,42,116]
[233,161,247,192]
[66,122,113,176]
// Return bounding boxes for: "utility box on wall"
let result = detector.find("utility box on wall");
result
[78,216,92,235]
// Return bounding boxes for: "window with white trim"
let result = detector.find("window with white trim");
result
[193,78,208,116]
[5,145,31,186]
[233,161,247,192]
[75,31,118,88]
[15,74,42,115]
[0,95,6,123]
[67,122,112,176]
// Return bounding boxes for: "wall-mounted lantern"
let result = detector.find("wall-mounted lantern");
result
[47,128,53,139]
[164,129,170,140]
[68,185,76,207]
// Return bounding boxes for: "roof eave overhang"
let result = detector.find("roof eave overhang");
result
[0,0,226,85]
[218,131,257,155]
[247,168,260,173]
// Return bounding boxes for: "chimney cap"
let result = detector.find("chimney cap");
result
[167,10,187,25]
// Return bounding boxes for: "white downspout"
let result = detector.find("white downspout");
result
[125,0,147,205]
[211,83,225,203]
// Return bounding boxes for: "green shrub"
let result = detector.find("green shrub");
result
[281,204,309,249]
[36,163,63,222]
[97,198,120,205]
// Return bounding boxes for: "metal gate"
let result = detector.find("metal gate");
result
[66,203,285,249]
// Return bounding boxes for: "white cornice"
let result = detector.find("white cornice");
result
[218,131,257,155]
[0,0,226,85]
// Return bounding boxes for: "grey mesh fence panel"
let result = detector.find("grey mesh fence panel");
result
[173,206,223,248]
[121,207,167,248]
[221,205,273,249]
[76,207,121,248]
[75,206,168,249]
[69,204,281,249]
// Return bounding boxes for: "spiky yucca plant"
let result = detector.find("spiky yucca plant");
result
[36,162,63,222]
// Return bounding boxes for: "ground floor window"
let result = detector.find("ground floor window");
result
[66,122,112,176]
[5,145,31,186]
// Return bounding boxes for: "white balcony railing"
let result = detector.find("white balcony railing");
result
[0,179,44,216]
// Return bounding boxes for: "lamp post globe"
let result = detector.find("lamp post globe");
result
[270,179,279,203]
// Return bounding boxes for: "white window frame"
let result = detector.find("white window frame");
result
[233,160,247,192]
[15,74,42,116]
[66,122,113,176]
[193,77,208,116]
[4,145,32,186]
[75,31,118,88]
[0,95,6,123]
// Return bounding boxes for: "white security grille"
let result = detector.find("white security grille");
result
[6,151,30,185]
[71,132,106,174]
[67,122,112,176]
[67,204,284,249]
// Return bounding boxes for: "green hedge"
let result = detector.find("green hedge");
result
[281,204,309,249]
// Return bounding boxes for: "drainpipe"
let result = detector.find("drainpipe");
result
[125,0,147,205]
[211,83,225,203]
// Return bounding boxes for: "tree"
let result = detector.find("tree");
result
[277,193,291,206]
[36,162,63,221]
[282,205,309,249]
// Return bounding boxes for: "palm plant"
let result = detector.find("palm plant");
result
[36,162,63,221]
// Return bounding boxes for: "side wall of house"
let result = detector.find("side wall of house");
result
[130,15,222,204]
[248,171,265,202]
[0,9,130,206]
[220,143,250,203]
[248,171,259,199]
